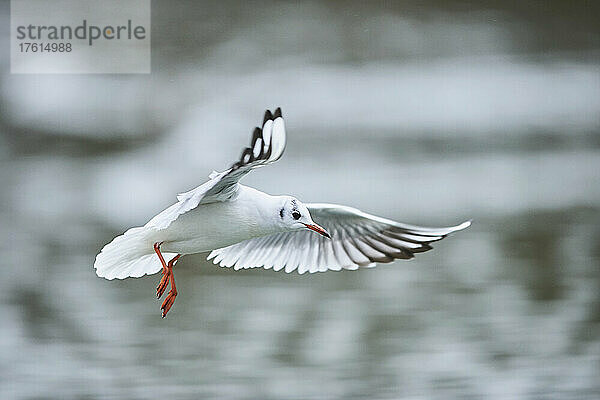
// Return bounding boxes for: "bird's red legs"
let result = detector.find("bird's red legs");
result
[157,254,180,301]
[153,242,181,318]
[160,263,179,318]
[156,253,180,299]
[154,242,169,296]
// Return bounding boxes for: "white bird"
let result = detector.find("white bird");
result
[94,108,471,317]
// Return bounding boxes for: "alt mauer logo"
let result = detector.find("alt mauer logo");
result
[15,19,147,46]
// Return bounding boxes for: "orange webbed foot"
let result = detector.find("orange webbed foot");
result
[161,289,177,318]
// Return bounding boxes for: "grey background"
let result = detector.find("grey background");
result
[1,1,599,399]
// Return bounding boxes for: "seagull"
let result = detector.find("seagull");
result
[94,108,471,317]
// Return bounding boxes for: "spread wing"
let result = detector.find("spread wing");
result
[207,203,471,274]
[146,108,286,230]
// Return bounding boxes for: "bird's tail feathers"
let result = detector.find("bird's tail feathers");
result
[94,227,175,280]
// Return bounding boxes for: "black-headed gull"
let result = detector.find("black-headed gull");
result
[95,108,471,317]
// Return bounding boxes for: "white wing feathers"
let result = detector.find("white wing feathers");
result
[145,108,286,230]
[208,204,471,274]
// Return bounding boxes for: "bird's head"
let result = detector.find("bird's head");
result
[278,197,331,238]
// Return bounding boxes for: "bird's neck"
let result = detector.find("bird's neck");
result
[236,185,289,236]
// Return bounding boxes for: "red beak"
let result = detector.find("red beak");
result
[303,223,331,239]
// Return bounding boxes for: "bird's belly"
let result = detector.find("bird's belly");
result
[163,235,227,255]
[157,202,269,255]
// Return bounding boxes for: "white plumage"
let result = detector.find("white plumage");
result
[208,204,471,274]
[93,107,470,316]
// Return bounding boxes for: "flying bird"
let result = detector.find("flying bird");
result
[94,108,471,317]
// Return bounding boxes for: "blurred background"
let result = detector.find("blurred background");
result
[1,1,599,399]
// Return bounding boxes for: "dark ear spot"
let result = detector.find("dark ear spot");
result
[279,208,284,219]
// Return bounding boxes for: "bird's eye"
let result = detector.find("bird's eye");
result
[292,211,301,220]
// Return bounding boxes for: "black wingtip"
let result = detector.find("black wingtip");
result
[274,107,282,118]
[263,110,273,124]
